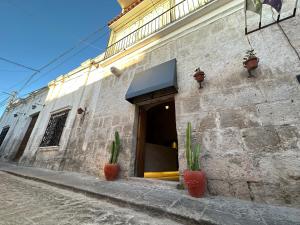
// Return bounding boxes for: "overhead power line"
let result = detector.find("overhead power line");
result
[25,31,110,89]
[0,97,9,108]
[0,91,16,96]
[16,25,108,93]
[0,69,28,72]
[0,56,40,72]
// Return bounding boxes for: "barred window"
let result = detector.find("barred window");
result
[40,110,69,147]
[0,126,10,146]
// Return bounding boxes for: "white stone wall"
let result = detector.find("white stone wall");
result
[19,66,95,169]
[2,0,299,207]
[0,88,48,160]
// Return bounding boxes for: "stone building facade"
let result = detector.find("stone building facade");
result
[0,0,299,207]
[0,87,48,161]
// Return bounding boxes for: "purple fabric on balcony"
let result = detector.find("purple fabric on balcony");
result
[263,0,282,13]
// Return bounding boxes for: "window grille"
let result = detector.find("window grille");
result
[0,126,10,146]
[40,110,69,147]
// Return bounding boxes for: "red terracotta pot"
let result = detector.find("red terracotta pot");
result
[244,57,259,71]
[104,163,119,181]
[184,170,206,198]
[193,71,205,82]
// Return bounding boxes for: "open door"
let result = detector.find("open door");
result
[14,113,39,162]
[136,99,179,181]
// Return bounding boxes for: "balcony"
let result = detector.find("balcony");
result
[104,0,214,59]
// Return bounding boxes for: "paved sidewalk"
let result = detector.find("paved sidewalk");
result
[0,172,181,225]
[0,162,299,225]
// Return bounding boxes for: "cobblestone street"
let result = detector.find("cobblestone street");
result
[0,172,180,225]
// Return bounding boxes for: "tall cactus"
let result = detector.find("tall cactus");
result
[185,122,201,171]
[186,122,192,170]
[192,144,200,171]
[109,131,121,164]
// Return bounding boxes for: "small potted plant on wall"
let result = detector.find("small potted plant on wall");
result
[193,68,205,89]
[243,49,259,72]
[104,131,121,181]
[183,122,206,198]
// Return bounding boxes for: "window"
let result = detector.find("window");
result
[40,110,69,147]
[0,126,10,146]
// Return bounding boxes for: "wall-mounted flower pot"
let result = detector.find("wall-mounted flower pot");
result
[104,163,120,181]
[193,68,205,88]
[77,107,85,114]
[184,170,206,198]
[243,57,259,71]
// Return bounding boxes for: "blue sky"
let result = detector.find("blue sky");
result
[0,0,120,113]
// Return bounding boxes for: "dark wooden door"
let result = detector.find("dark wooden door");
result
[136,108,147,177]
[14,113,39,161]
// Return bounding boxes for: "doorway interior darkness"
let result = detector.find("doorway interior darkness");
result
[136,99,179,181]
[13,113,39,162]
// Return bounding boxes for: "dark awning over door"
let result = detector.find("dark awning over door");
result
[125,59,178,104]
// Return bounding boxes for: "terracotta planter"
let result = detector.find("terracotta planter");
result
[184,170,206,198]
[243,57,259,71]
[77,108,84,114]
[193,70,205,82]
[104,163,119,181]
[193,68,205,88]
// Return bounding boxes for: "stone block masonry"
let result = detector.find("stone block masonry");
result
[1,1,299,208]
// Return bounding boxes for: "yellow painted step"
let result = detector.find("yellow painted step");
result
[144,171,179,181]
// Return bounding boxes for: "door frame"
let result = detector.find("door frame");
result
[135,96,177,177]
[135,107,146,177]
[13,112,39,162]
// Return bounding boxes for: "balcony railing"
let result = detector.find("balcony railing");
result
[104,0,214,59]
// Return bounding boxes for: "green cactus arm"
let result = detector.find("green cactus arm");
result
[114,131,121,163]
[185,126,189,169]
[186,122,192,170]
[112,141,117,164]
[109,141,115,164]
[193,144,201,171]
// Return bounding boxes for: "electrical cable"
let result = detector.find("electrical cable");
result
[271,8,300,61]
[2,26,109,98]
[0,97,9,107]
[24,31,109,89]
[3,1,166,95]
[277,22,300,61]
[0,69,28,72]
[0,56,40,72]
[14,25,108,93]
[0,91,15,96]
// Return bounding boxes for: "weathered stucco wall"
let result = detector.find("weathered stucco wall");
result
[0,88,48,160]
[19,65,95,169]
[2,1,299,208]
[171,5,300,207]
[60,67,137,177]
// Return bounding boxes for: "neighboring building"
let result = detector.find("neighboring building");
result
[1,0,300,207]
[0,87,48,162]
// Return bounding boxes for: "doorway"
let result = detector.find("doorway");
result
[13,113,39,162]
[136,99,179,181]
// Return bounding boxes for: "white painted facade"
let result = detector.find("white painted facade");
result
[0,0,299,207]
[0,87,48,161]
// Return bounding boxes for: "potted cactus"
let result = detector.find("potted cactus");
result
[183,122,206,198]
[104,131,121,181]
[243,49,259,72]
